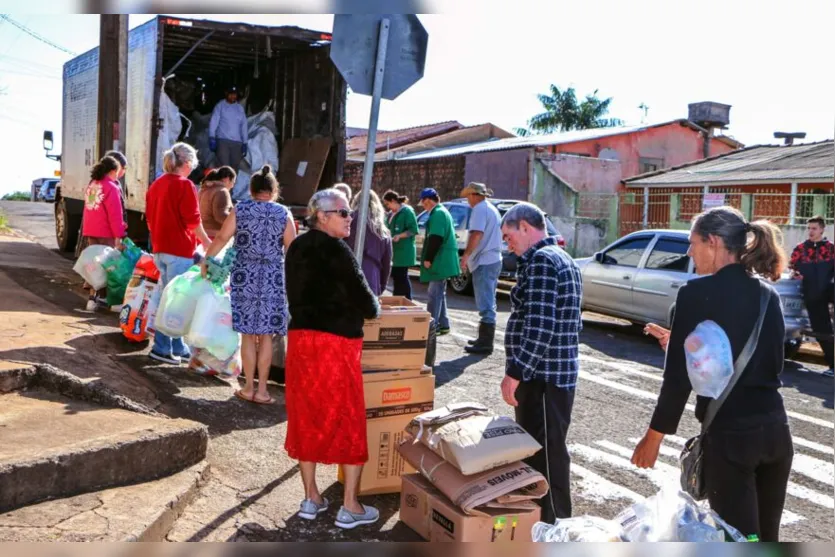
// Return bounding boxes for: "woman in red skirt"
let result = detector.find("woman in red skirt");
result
[284,188,381,529]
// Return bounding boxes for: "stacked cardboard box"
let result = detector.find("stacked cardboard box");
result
[339,296,435,495]
[396,404,548,542]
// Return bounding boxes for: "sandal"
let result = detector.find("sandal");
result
[234,390,275,405]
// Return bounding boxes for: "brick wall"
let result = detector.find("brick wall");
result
[343,156,466,203]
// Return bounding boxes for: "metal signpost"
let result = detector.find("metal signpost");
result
[330,14,428,261]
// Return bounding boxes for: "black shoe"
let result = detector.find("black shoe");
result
[149,351,180,365]
[465,323,495,355]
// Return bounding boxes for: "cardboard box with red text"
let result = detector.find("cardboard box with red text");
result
[339,373,435,495]
[399,474,541,542]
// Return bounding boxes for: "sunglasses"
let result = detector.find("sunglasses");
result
[325,209,353,219]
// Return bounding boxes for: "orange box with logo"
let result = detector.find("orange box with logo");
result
[362,296,430,372]
[339,373,435,495]
[399,473,541,542]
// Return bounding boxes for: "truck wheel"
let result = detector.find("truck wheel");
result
[449,272,473,296]
[784,340,801,361]
[56,198,81,253]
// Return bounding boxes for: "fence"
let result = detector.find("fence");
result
[552,189,835,258]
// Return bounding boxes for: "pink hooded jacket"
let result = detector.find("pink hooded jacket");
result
[82,177,127,239]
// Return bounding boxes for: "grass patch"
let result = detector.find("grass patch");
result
[1,191,31,202]
[0,211,8,232]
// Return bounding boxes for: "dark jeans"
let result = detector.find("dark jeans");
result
[805,297,834,368]
[703,421,794,542]
[514,380,575,523]
[391,266,412,300]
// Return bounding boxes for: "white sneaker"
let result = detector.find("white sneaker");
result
[84,299,97,312]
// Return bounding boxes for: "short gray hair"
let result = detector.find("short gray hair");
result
[162,142,198,174]
[307,188,348,228]
[332,183,353,201]
[502,202,546,231]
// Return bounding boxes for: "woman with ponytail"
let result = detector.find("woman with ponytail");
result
[632,206,793,541]
[202,165,296,405]
[81,155,127,311]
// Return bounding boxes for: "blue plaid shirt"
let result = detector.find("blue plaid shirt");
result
[505,236,583,387]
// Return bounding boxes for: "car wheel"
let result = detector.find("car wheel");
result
[449,272,473,295]
[56,198,81,253]
[784,340,801,361]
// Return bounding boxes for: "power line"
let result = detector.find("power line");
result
[0,14,77,57]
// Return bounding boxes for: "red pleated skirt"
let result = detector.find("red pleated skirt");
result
[284,329,368,466]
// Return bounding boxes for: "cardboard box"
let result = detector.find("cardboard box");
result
[362,364,432,383]
[362,296,430,371]
[400,474,541,542]
[339,373,435,495]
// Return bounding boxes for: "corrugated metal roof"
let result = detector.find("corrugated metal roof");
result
[625,141,834,187]
[347,121,462,154]
[392,119,703,160]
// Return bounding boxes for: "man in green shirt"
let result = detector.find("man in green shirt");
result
[419,188,460,335]
[383,190,419,299]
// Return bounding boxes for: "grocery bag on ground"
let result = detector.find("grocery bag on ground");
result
[405,402,542,475]
[119,255,161,342]
[102,239,144,306]
[188,347,242,378]
[153,266,214,338]
[684,321,733,399]
[532,516,625,542]
[73,245,115,290]
[186,288,240,361]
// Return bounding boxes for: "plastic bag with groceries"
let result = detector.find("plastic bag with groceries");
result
[186,288,240,362]
[684,320,734,399]
[153,266,214,338]
[102,239,144,306]
[119,255,161,342]
[73,244,116,291]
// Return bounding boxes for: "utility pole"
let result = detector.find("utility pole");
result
[96,15,128,159]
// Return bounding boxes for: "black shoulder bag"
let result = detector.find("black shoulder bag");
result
[680,284,771,500]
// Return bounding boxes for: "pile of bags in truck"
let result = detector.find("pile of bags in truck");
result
[72,242,241,378]
[531,485,749,543]
[395,403,548,542]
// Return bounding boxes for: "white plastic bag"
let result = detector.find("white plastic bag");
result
[154,269,214,338]
[615,486,727,542]
[145,280,162,336]
[532,516,624,542]
[685,320,734,399]
[73,245,115,290]
[186,289,240,361]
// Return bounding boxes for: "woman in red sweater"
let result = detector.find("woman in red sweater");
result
[145,142,211,365]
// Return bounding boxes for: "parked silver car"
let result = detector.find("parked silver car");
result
[575,229,809,358]
[415,199,566,294]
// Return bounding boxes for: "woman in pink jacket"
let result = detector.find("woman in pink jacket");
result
[82,155,127,311]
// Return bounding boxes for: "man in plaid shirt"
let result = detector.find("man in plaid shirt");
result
[500,202,582,523]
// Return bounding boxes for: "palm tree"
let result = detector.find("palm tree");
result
[517,85,624,135]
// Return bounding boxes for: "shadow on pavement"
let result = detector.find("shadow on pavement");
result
[434,353,486,388]
[781,361,834,409]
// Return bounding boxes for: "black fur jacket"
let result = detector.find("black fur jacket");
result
[286,228,380,339]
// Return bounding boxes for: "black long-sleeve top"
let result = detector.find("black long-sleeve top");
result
[650,263,787,434]
[286,229,380,339]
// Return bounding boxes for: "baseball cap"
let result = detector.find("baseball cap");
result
[419,188,439,200]
[461,182,493,197]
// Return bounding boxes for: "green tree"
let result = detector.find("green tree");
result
[517,85,624,135]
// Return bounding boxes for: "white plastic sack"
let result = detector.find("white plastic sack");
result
[154,269,214,338]
[73,245,115,290]
[685,321,734,399]
[532,516,624,542]
[145,280,162,336]
[186,289,240,361]
[155,88,184,178]
[232,110,279,202]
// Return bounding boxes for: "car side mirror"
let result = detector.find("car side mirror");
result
[43,130,54,152]
[594,252,606,264]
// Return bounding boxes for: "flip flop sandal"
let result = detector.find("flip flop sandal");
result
[234,390,275,405]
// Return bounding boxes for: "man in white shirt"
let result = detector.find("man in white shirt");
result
[209,86,248,170]
[460,182,503,355]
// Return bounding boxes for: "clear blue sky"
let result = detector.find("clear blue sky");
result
[1,3,833,196]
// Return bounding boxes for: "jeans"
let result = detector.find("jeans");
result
[471,261,501,325]
[391,266,412,299]
[515,381,575,524]
[152,253,195,357]
[426,280,450,330]
[216,138,244,170]
[703,421,794,541]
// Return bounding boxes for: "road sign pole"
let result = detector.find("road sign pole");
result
[353,18,390,262]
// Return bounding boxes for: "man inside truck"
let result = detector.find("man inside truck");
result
[209,86,249,171]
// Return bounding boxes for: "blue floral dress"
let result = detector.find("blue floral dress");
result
[230,200,290,335]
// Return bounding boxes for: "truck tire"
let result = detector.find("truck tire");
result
[56,197,81,253]
[449,272,474,296]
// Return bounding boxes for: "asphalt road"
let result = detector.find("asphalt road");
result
[2,200,833,542]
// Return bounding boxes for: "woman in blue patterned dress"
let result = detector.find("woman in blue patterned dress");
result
[202,165,296,404]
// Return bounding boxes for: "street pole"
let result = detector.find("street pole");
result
[96,15,128,160]
[353,18,390,262]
